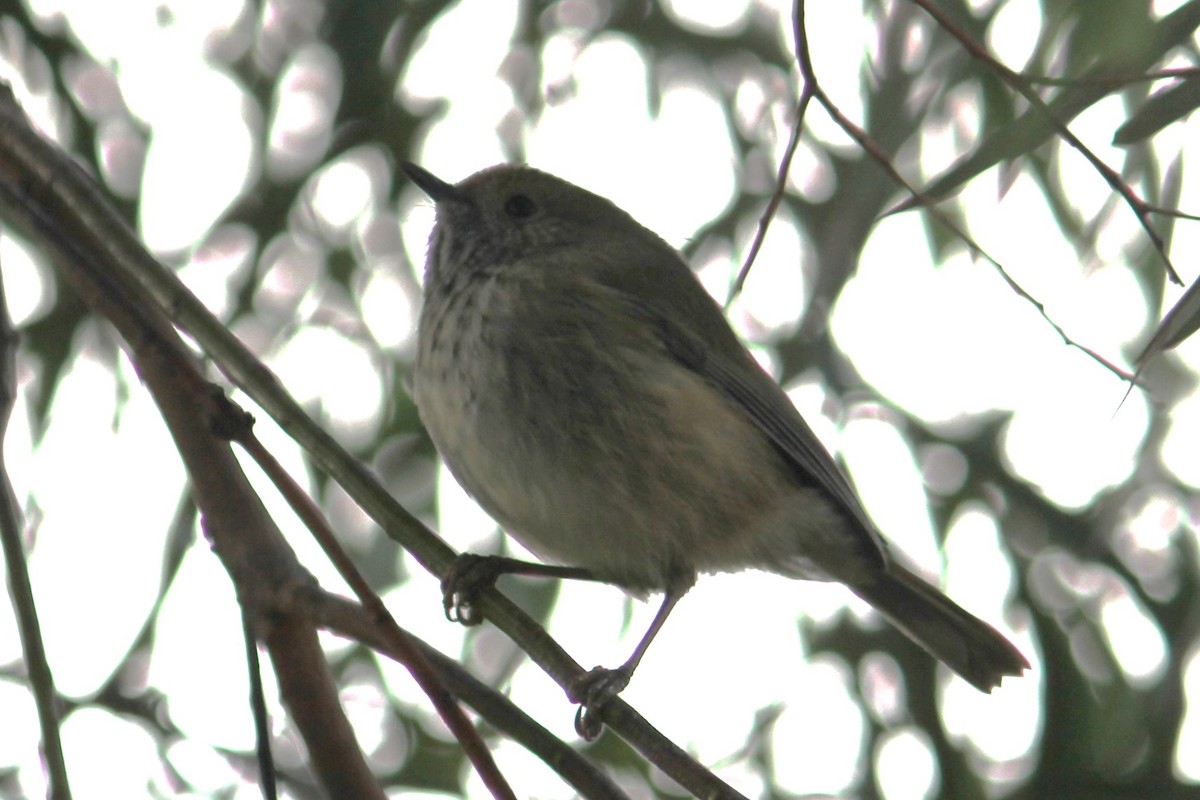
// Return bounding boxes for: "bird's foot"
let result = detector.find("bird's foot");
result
[441,553,508,625]
[569,666,631,741]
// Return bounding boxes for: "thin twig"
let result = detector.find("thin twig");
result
[1144,203,1200,223]
[730,83,815,302]
[908,0,1182,285]
[307,589,634,800]
[230,417,517,800]
[792,0,1132,382]
[0,85,387,800]
[243,613,278,800]
[0,230,72,800]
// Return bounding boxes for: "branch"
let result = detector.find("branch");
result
[908,0,1181,285]
[792,0,1131,383]
[306,588,635,800]
[0,84,385,799]
[228,414,515,800]
[729,82,814,302]
[264,616,387,798]
[0,216,72,800]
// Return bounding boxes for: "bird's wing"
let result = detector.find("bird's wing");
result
[593,273,887,565]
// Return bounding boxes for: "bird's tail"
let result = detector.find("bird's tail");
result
[849,563,1029,692]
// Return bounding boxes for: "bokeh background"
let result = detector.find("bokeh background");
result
[1,0,1199,797]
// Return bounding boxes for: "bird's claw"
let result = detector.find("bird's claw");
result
[569,666,630,741]
[441,554,504,625]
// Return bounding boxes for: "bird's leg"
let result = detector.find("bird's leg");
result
[442,553,596,625]
[570,589,685,740]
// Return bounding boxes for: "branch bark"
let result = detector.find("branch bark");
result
[0,83,385,799]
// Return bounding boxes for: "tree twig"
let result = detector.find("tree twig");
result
[0,83,386,800]
[908,0,1181,285]
[792,0,1132,383]
[0,215,72,800]
[306,588,635,800]
[228,411,516,800]
[730,83,814,301]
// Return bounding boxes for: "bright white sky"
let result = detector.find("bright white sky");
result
[0,0,1198,798]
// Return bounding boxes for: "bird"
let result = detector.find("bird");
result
[404,161,1029,735]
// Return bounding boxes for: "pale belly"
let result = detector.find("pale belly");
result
[416,333,851,594]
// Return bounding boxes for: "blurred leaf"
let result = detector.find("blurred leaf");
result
[909,0,1200,206]
[19,283,89,437]
[1136,278,1200,367]
[1116,77,1200,144]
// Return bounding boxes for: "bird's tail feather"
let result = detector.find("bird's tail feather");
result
[850,564,1029,692]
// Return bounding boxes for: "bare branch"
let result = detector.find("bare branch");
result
[908,0,1181,284]
[792,0,1132,383]
[230,416,516,800]
[0,84,385,800]
[0,212,72,800]
[730,83,814,302]
[307,589,635,800]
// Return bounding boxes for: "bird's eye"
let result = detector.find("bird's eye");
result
[504,194,537,219]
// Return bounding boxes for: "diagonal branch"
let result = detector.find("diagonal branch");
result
[305,588,634,800]
[908,0,1181,285]
[791,0,1131,383]
[0,84,386,800]
[227,412,515,800]
[730,83,814,301]
[0,219,72,800]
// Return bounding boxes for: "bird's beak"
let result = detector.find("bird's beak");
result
[401,162,467,204]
